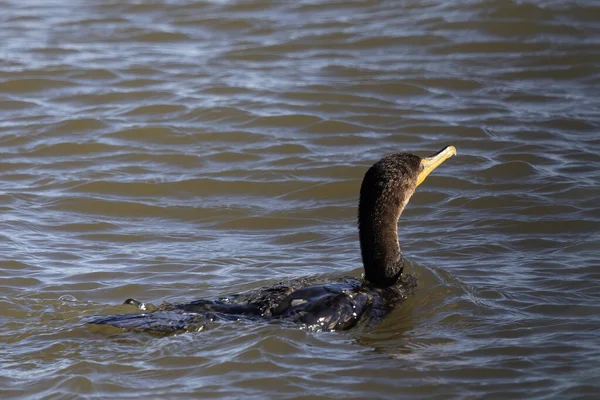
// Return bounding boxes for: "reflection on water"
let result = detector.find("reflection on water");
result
[1,0,599,398]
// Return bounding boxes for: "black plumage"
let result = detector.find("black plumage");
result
[88,146,455,334]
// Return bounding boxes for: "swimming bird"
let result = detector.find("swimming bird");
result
[88,146,456,333]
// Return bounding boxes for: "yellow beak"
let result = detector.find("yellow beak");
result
[416,145,457,187]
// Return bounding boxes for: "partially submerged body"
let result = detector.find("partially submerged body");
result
[89,274,417,333]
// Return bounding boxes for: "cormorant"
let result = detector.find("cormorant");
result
[88,146,456,333]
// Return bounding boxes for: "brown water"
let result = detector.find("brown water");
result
[1,0,599,398]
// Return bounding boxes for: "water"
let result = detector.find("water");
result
[1,0,599,398]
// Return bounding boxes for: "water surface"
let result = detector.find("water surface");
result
[1,0,599,399]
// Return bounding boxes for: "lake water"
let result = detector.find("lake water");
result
[1,0,599,399]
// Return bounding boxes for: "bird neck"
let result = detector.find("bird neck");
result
[358,206,404,288]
